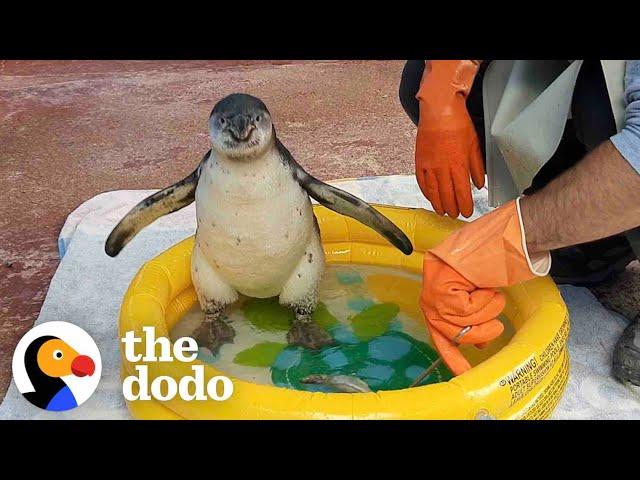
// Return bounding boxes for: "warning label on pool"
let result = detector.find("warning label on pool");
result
[499,313,570,406]
[519,352,570,419]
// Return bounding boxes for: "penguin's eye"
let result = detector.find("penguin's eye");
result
[219,117,225,125]
[53,350,63,360]
[255,115,261,122]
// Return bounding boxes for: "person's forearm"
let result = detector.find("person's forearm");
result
[520,140,640,254]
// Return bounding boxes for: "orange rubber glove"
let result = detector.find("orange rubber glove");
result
[420,198,551,375]
[415,60,485,218]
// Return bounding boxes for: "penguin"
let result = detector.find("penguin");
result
[22,335,96,411]
[106,93,413,352]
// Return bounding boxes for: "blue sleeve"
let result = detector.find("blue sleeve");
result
[610,60,640,175]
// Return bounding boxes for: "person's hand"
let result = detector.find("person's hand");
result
[415,60,485,218]
[421,251,506,374]
[420,199,551,375]
[420,252,505,375]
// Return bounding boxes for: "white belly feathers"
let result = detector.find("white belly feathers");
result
[194,150,316,297]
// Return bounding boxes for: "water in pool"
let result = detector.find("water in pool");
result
[170,264,515,392]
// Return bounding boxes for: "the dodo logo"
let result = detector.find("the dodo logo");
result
[12,321,101,412]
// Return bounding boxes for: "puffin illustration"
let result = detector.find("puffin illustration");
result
[22,335,95,411]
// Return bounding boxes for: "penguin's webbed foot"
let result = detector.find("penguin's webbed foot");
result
[194,317,236,354]
[287,320,333,350]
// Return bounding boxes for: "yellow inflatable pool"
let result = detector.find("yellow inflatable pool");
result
[119,205,570,419]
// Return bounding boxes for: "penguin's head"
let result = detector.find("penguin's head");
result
[33,336,96,379]
[209,93,274,159]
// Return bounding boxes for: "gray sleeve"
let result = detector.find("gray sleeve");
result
[610,60,640,175]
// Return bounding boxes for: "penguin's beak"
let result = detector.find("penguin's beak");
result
[71,355,95,377]
[229,115,255,142]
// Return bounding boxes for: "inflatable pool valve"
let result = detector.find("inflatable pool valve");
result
[119,205,570,419]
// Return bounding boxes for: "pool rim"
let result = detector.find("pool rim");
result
[119,204,570,419]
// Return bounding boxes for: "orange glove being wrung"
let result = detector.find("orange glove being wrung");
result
[420,199,551,375]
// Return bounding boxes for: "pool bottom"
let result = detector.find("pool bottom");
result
[170,264,514,392]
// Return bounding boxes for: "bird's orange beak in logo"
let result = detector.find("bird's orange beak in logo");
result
[71,355,95,377]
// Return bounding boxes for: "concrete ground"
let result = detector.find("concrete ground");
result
[1,60,638,403]
[0,60,417,400]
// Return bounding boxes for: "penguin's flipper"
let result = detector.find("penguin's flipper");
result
[279,140,413,255]
[104,151,209,257]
